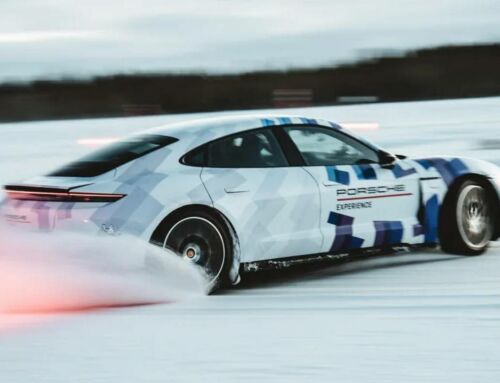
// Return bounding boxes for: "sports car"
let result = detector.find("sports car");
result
[2,116,500,291]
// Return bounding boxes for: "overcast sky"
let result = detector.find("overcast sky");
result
[1,0,500,82]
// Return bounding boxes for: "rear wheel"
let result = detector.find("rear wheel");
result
[160,210,232,292]
[440,180,494,255]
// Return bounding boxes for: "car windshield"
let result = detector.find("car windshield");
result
[48,134,177,177]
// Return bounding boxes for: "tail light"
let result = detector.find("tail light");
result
[4,185,125,203]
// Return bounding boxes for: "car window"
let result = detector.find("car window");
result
[49,134,177,177]
[284,126,379,166]
[182,146,206,167]
[207,129,288,168]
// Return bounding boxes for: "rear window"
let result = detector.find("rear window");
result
[49,134,177,177]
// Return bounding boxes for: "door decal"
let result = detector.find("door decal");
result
[353,164,377,180]
[328,212,365,252]
[326,167,350,185]
[373,220,404,246]
[391,163,417,178]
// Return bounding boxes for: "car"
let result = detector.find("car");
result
[2,115,500,291]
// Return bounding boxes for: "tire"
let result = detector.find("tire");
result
[439,179,494,255]
[156,209,233,293]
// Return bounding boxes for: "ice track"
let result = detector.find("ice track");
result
[1,97,499,382]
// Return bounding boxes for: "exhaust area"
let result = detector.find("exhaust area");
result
[0,225,206,314]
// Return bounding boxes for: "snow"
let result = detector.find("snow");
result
[0,227,205,314]
[0,97,500,382]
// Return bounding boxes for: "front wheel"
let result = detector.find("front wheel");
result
[160,210,232,293]
[440,180,494,255]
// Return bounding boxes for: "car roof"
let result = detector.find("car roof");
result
[145,115,339,138]
[142,114,381,153]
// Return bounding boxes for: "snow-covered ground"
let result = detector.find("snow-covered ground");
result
[0,97,500,382]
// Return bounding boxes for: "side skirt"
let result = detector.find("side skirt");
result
[241,243,436,273]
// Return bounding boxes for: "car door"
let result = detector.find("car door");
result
[281,125,421,254]
[200,128,323,263]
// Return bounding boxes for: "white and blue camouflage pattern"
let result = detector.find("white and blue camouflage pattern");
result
[2,115,500,284]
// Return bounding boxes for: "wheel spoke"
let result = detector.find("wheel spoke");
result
[456,185,492,250]
[163,217,226,286]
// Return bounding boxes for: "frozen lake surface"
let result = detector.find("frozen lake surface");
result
[0,97,499,382]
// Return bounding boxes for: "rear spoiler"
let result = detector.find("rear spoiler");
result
[4,184,125,203]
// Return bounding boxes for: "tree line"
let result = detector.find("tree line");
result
[0,44,499,122]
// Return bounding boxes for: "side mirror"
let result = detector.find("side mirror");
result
[379,152,397,167]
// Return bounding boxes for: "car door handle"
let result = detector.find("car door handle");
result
[224,188,250,194]
[322,181,338,187]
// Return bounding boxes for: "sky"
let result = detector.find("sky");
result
[1,0,500,82]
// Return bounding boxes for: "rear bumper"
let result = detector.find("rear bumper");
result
[0,194,160,241]
[1,198,104,234]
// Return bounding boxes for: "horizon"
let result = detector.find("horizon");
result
[1,42,497,86]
